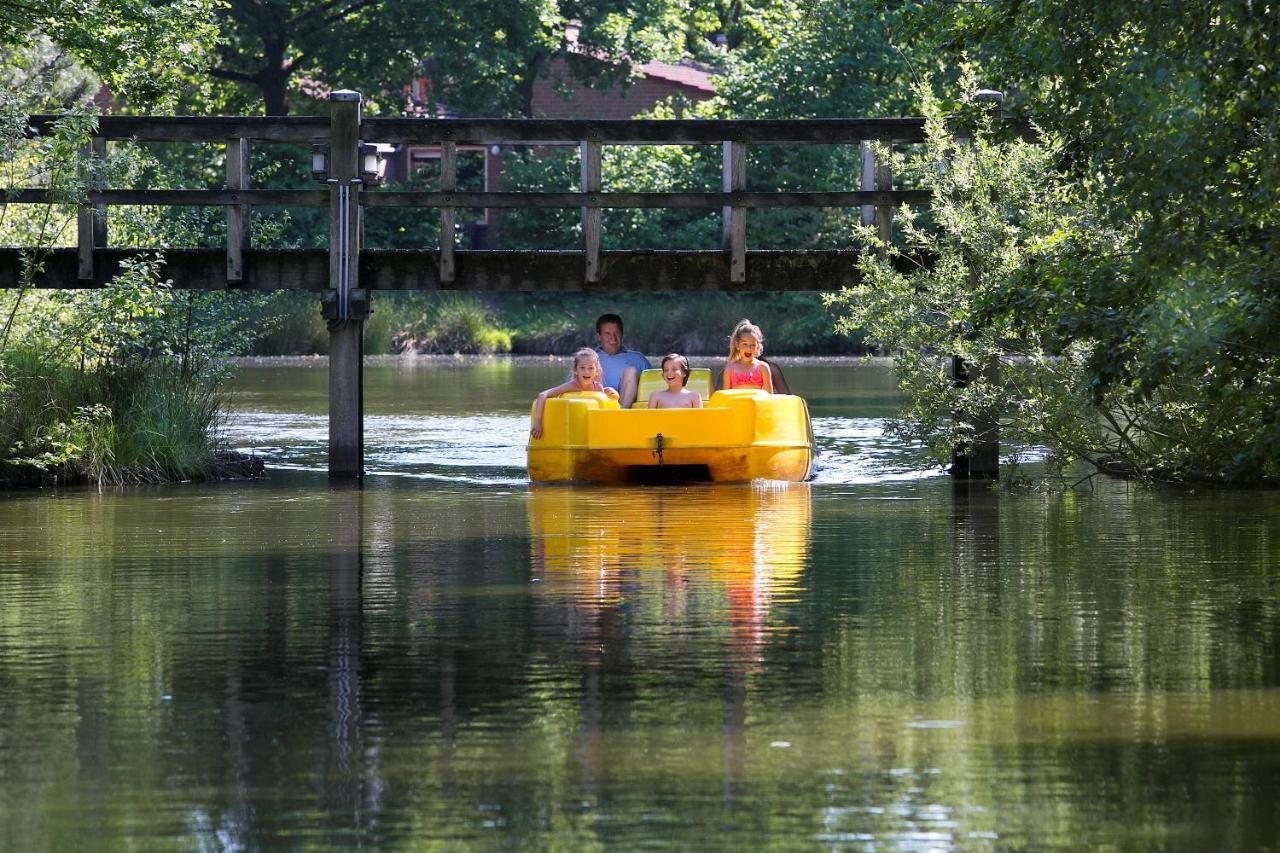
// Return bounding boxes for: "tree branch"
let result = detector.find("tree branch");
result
[208,66,258,84]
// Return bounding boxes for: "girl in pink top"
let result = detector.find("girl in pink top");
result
[530,347,618,438]
[720,319,774,393]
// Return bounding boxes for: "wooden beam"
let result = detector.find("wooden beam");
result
[439,140,456,283]
[361,189,930,209]
[1,247,930,292]
[10,189,328,206]
[26,113,1037,148]
[722,141,746,283]
[580,140,602,282]
[27,114,328,143]
[363,117,931,145]
[225,137,250,283]
[7,188,932,210]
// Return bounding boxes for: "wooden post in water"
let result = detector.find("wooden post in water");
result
[950,90,1003,480]
[439,140,456,283]
[949,353,1001,479]
[860,141,875,227]
[326,91,365,481]
[874,143,892,258]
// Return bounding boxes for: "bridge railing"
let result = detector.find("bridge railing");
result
[14,99,941,293]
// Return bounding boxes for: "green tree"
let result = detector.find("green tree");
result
[6,0,217,108]
[829,76,1279,484]
[203,0,713,116]
[903,0,1280,481]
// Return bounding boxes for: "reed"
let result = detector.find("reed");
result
[0,349,226,486]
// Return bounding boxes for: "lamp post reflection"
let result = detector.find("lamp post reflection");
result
[527,483,813,802]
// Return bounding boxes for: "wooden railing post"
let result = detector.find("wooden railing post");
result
[580,138,602,283]
[225,137,250,284]
[875,143,892,258]
[860,141,875,227]
[439,140,456,283]
[77,138,106,281]
[722,140,746,283]
[326,90,365,481]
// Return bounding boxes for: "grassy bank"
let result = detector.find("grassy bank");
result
[0,278,272,489]
[251,292,867,357]
[0,348,245,487]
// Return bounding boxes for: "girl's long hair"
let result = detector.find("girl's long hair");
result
[728,319,764,361]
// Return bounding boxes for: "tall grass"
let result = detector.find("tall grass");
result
[0,348,224,486]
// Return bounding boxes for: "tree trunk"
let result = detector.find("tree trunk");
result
[256,34,291,116]
[516,50,549,117]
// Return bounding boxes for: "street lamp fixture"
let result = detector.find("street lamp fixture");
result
[359,143,383,184]
[311,144,329,181]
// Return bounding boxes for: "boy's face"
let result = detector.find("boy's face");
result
[573,359,600,385]
[662,360,684,388]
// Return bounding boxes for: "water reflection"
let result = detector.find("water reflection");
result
[5,358,1280,849]
[528,483,811,662]
[325,485,377,823]
[528,483,812,802]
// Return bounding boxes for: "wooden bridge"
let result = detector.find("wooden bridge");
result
[3,90,1000,481]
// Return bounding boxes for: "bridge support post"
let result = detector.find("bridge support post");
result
[949,354,1000,479]
[326,91,365,481]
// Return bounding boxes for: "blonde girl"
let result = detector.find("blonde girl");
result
[720,319,773,393]
[530,348,618,438]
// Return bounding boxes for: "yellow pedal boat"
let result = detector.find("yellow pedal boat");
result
[527,368,814,483]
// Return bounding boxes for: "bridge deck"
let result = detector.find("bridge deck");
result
[0,247,923,292]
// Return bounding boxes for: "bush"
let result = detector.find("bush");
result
[0,350,223,485]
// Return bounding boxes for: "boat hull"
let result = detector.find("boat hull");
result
[527,389,814,483]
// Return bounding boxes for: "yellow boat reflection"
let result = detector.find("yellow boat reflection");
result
[528,483,812,660]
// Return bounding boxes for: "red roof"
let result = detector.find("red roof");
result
[636,59,716,94]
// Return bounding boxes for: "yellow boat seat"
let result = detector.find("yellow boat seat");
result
[636,367,713,407]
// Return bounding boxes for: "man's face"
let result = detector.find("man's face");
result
[597,321,623,355]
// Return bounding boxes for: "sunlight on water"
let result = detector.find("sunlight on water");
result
[224,412,940,487]
[810,416,942,483]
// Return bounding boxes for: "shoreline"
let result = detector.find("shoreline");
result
[233,354,900,368]
[0,450,264,492]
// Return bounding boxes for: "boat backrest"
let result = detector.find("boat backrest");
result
[636,367,713,405]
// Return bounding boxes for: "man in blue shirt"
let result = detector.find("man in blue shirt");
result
[592,313,650,408]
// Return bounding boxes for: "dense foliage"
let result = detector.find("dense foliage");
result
[830,70,1278,485]
[0,1,271,485]
[895,1,1280,483]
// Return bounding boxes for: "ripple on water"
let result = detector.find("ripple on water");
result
[226,410,941,487]
[810,417,942,485]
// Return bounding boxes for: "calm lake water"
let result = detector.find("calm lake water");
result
[2,359,1278,849]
